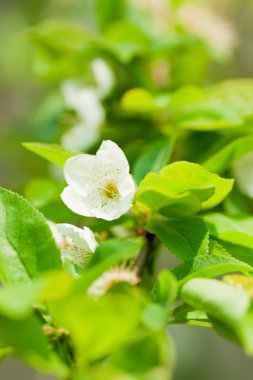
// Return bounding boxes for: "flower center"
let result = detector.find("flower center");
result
[99,181,120,200]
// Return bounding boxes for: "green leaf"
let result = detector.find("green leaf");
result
[49,291,143,364]
[205,213,253,266]
[0,314,67,375]
[0,188,61,284]
[75,237,144,291]
[205,213,253,236]
[159,162,234,210]
[136,161,233,218]
[149,270,178,314]
[24,177,64,208]
[203,135,253,174]
[180,278,253,355]
[173,255,252,286]
[22,142,76,167]
[102,21,149,63]
[0,271,73,319]
[180,278,250,329]
[109,331,172,376]
[142,303,167,331]
[121,88,156,114]
[133,138,175,185]
[136,174,207,218]
[28,18,90,54]
[173,304,210,327]
[148,216,209,260]
[95,0,126,31]
[169,80,253,130]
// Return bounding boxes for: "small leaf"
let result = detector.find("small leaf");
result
[22,142,76,167]
[203,135,253,174]
[205,213,253,266]
[150,270,178,314]
[136,161,233,218]
[121,88,156,114]
[102,21,149,63]
[148,216,209,260]
[173,255,252,285]
[133,138,175,185]
[159,161,234,210]
[173,304,210,327]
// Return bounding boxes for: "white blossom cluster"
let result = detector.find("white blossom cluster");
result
[48,140,137,293]
[61,59,115,152]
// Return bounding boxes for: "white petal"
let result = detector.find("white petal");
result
[61,80,80,107]
[76,90,105,127]
[57,223,97,253]
[63,154,97,194]
[47,220,65,246]
[61,122,100,152]
[61,185,95,217]
[92,59,115,98]
[97,140,130,176]
[232,152,253,197]
[62,81,105,128]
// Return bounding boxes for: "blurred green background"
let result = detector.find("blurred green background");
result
[1,0,253,379]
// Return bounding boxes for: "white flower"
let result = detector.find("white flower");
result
[232,152,253,197]
[60,59,114,152]
[61,84,105,128]
[48,221,97,267]
[61,140,135,221]
[92,59,115,99]
[61,83,105,151]
[61,121,100,152]
[87,266,140,297]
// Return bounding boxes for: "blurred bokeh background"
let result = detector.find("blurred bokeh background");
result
[1,0,253,378]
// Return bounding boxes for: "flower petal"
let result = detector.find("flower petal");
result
[61,122,99,152]
[97,140,130,176]
[61,185,94,217]
[57,223,98,253]
[64,154,97,194]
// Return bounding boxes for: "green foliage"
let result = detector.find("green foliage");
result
[133,138,175,185]
[148,216,209,260]
[136,161,233,218]
[169,80,253,130]
[3,1,253,378]
[180,278,253,354]
[25,177,64,208]
[22,143,76,167]
[121,88,157,114]
[0,188,61,284]
[203,135,253,174]
[95,0,126,31]
[150,270,178,315]
[205,213,253,266]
